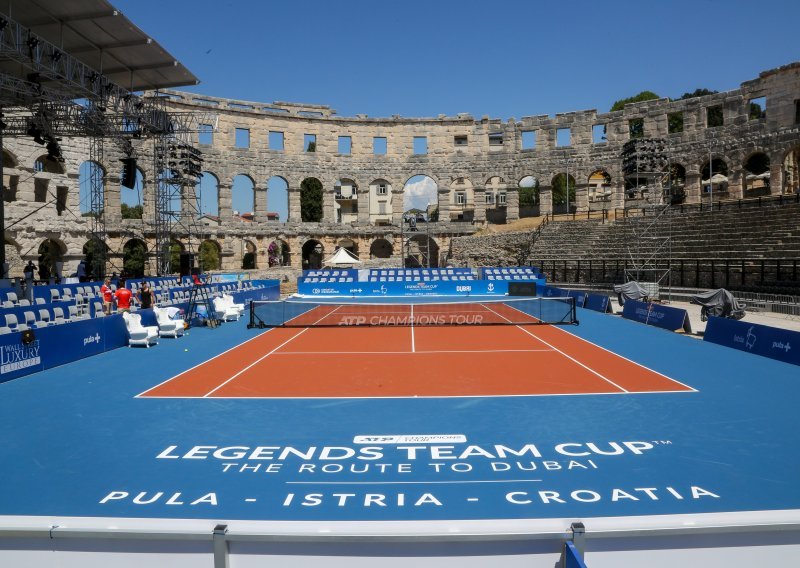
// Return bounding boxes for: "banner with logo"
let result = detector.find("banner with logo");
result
[704,316,800,366]
[585,293,612,313]
[0,315,128,384]
[622,300,692,333]
[298,279,545,297]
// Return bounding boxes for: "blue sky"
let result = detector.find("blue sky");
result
[113,0,799,217]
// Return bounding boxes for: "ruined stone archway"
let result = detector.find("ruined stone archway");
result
[302,239,324,270]
[370,238,392,259]
[405,234,439,268]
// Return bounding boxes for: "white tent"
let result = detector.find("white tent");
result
[324,247,361,267]
[702,173,728,185]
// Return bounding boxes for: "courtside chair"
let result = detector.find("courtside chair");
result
[152,306,184,338]
[0,326,10,334]
[35,298,45,305]
[5,314,23,332]
[121,312,158,347]
[50,289,60,302]
[52,307,66,325]
[61,288,73,301]
[6,292,18,305]
[18,299,30,306]
[23,311,38,330]
[35,309,51,328]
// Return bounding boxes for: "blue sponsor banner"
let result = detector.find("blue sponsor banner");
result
[622,299,692,333]
[585,293,612,313]
[704,316,800,366]
[298,279,545,297]
[0,315,129,384]
[566,290,588,308]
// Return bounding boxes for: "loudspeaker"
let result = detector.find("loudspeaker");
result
[120,157,137,189]
[179,252,195,277]
[21,329,36,345]
[508,282,538,297]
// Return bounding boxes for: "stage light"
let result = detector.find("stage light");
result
[120,157,137,189]
[0,18,8,31]
[26,36,40,50]
[27,124,45,145]
[51,49,62,63]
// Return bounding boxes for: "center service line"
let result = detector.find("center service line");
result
[285,479,542,485]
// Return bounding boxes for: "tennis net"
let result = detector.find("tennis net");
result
[248,297,577,328]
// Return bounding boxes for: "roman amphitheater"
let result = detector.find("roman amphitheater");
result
[4,62,800,288]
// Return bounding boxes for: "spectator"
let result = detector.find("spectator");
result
[100,277,113,314]
[137,281,154,310]
[38,263,50,282]
[114,280,133,313]
[192,272,203,286]
[76,260,87,282]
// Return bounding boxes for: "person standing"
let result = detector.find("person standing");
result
[137,281,154,310]
[114,281,133,313]
[100,277,113,314]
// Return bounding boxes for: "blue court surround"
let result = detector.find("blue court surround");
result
[0,303,799,531]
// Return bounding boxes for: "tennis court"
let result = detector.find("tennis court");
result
[141,298,693,398]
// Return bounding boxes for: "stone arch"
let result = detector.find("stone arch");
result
[368,178,393,225]
[587,170,612,202]
[120,167,145,218]
[300,177,323,222]
[484,176,508,223]
[405,234,439,268]
[334,178,359,224]
[267,239,290,267]
[122,238,148,278]
[518,175,540,217]
[370,238,392,259]
[701,157,729,194]
[79,160,106,216]
[783,145,800,194]
[267,175,289,222]
[450,177,474,222]
[403,175,438,221]
[34,154,66,174]
[82,237,111,279]
[551,173,575,213]
[337,238,358,256]
[232,173,255,219]
[168,239,185,273]
[301,239,324,270]
[38,238,66,280]
[664,163,687,203]
[743,151,771,195]
[242,239,257,269]
[199,171,220,217]
[2,149,18,168]
[199,239,221,271]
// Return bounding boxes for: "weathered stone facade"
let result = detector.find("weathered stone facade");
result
[3,63,800,277]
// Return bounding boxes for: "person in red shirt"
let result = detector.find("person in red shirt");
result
[114,281,134,313]
[100,277,113,314]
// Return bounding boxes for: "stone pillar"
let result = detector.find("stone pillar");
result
[506,188,520,221]
[67,172,81,215]
[218,182,232,223]
[684,172,702,204]
[473,186,486,222]
[392,189,405,225]
[728,167,744,199]
[324,190,336,223]
[437,187,450,223]
[540,187,553,216]
[357,192,369,224]
[610,179,625,210]
[287,186,301,222]
[770,160,785,195]
[254,183,268,221]
[574,183,589,213]
[105,174,122,222]
[182,184,198,218]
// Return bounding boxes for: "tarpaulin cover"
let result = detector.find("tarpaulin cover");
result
[691,289,746,322]
[613,281,648,305]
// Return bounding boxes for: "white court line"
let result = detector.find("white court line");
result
[481,303,630,393]
[202,306,343,397]
[410,304,415,353]
[270,348,554,355]
[500,301,698,393]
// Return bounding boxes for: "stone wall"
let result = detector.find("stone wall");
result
[3,62,800,277]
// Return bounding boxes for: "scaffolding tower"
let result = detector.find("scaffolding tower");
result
[621,138,674,301]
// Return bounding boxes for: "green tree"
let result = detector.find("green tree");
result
[610,91,660,112]
[679,88,718,100]
[519,182,540,207]
[121,203,143,219]
[123,240,147,277]
[83,238,107,278]
[199,241,220,271]
[306,141,316,152]
[168,242,182,273]
[552,174,575,206]
[300,178,323,222]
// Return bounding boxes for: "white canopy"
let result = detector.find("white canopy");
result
[702,173,729,185]
[324,247,361,267]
